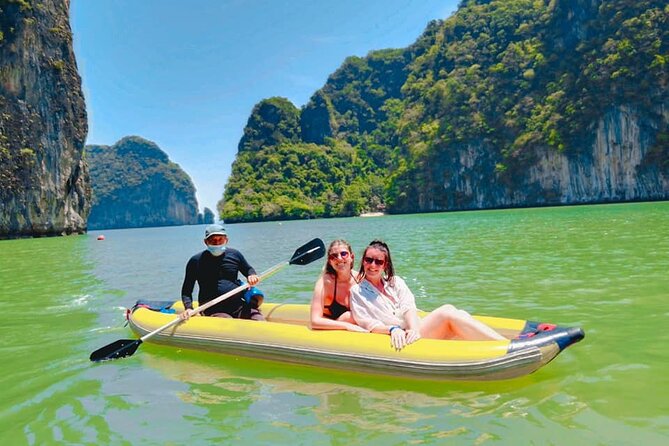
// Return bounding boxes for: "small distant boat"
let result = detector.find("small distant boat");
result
[359,212,385,217]
[126,300,584,381]
[96,235,105,240]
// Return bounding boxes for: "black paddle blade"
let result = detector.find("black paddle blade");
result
[90,338,143,362]
[289,238,325,265]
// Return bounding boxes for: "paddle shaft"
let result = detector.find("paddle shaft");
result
[138,261,288,342]
[89,238,324,362]
[138,240,322,342]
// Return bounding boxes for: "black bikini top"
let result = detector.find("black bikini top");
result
[325,277,349,320]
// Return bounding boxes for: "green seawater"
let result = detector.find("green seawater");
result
[1,202,667,445]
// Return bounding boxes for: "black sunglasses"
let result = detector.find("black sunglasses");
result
[363,256,385,266]
[329,251,350,260]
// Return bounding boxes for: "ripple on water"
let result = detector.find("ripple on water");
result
[43,294,92,312]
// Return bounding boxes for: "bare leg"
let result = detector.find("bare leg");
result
[419,304,505,341]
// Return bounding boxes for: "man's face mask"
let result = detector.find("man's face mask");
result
[206,244,226,256]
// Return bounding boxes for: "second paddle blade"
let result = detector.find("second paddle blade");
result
[90,338,142,362]
[289,238,325,265]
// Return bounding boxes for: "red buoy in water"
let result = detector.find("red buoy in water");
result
[97,235,105,241]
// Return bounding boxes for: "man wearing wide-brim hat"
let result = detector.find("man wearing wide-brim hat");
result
[179,224,264,321]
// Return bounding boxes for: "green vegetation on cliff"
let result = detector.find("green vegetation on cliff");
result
[87,136,199,229]
[391,0,668,210]
[1,0,89,238]
[238,97,302,152]
[220,0,668,222]
[220,140,386,221]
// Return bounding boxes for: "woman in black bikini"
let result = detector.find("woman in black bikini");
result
[309,239,365,331]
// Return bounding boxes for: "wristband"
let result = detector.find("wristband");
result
[389,325,401,334]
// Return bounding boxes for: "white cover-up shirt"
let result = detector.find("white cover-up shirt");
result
[350,276,417,332]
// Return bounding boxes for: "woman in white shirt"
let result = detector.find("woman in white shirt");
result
[350,240,505,350]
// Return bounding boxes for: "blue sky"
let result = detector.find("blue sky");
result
[71,0,458,212]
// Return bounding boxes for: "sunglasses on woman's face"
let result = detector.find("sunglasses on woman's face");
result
[329,251,350,260]
[363,256,385,266]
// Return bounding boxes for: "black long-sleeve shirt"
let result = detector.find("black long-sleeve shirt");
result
[180,248,257,316]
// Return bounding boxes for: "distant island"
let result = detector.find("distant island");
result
[86,136,213,230]
[219,0,668,223]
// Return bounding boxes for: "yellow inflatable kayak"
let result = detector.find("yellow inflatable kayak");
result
[126,300,584,381]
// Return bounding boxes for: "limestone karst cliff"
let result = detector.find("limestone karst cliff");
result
[423,105,669,211]
[86,136,199,230]
[220,0,668,222]
[0,0,90,238]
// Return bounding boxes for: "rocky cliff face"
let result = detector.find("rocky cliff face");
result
[529,105,669,204]
[380,0,669,213]
[434,105,669,210]
[86,136,199,230]
[0,0,89,238]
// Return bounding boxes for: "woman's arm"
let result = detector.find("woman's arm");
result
[369,309,422,350]
[402,308,422,345]
[395,278,421,345]
[404,308,421,330]
[310,276,362,331]
[350,284,408,348]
